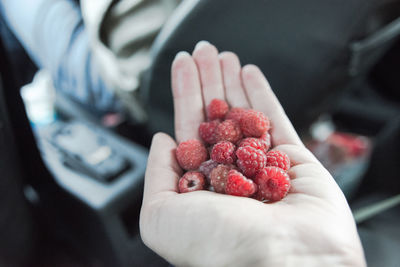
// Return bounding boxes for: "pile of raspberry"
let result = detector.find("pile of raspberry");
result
[176,99,291,202]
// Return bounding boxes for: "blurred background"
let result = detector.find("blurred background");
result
[0,0,400,266]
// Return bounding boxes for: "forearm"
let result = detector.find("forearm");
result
[0,0,120,112]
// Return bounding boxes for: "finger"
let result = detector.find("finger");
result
[284,173,342,204]
[286,163,342,202]
[288,163,330,180]
[143,133,181,204]
[192,41,225,106]
[274,143,327,180]
[172,51,205,143]
[241,64,303,147]
[275,144,345,203]
[219,51,250,108]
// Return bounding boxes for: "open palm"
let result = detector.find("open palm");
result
[140,41,366,267]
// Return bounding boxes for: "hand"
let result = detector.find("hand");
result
[140,41,366,267]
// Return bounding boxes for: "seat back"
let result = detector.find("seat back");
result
[144,0,399,136]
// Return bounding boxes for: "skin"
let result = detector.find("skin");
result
[140,41,367,267]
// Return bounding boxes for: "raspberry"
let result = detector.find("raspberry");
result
[199,120,220,144]
[199,160,219,182]
[207,99,229,120]
[226,107,247,122]
[176,139,208,170]
[210,164,235,193]
[176,104,289,201]
[266,150,290,171]
[239,133,272,154]
[239,137,265,152]
[240,110,270,137]
[260,132,271,152]
[254,167,291,201]
[211,141,236,164]
[236,146,267,177]
[215,119,243,143]
[178,172,206,193]
[226,170,257,197]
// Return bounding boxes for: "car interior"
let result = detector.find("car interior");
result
[1,0,400,266]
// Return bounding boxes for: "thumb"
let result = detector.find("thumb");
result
[143,133,181,204]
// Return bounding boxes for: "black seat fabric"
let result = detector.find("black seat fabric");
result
[144,0,393,136]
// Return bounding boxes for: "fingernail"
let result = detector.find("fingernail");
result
[218,51,229,59]
[242,64,258,73]
[194,40,210,50]
[175,51,190,59]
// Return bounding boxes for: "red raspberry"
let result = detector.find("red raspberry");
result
[225,107,247,122]
[236,146,267,177]
[199,120,220,144]
[215,119,242,143]
[176,139,208,170]
[240,110,270,137]
[226,170,257,197]
[254,167,291,201]
[207,99,229,120]
[239,137,265,152]
[178,172,206,193]
[239,134,271,154]
[260,132,271,152]
[199,160,219,182]
[266,150,290,171]
[210,164,235,193]
[211,141,236,164]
